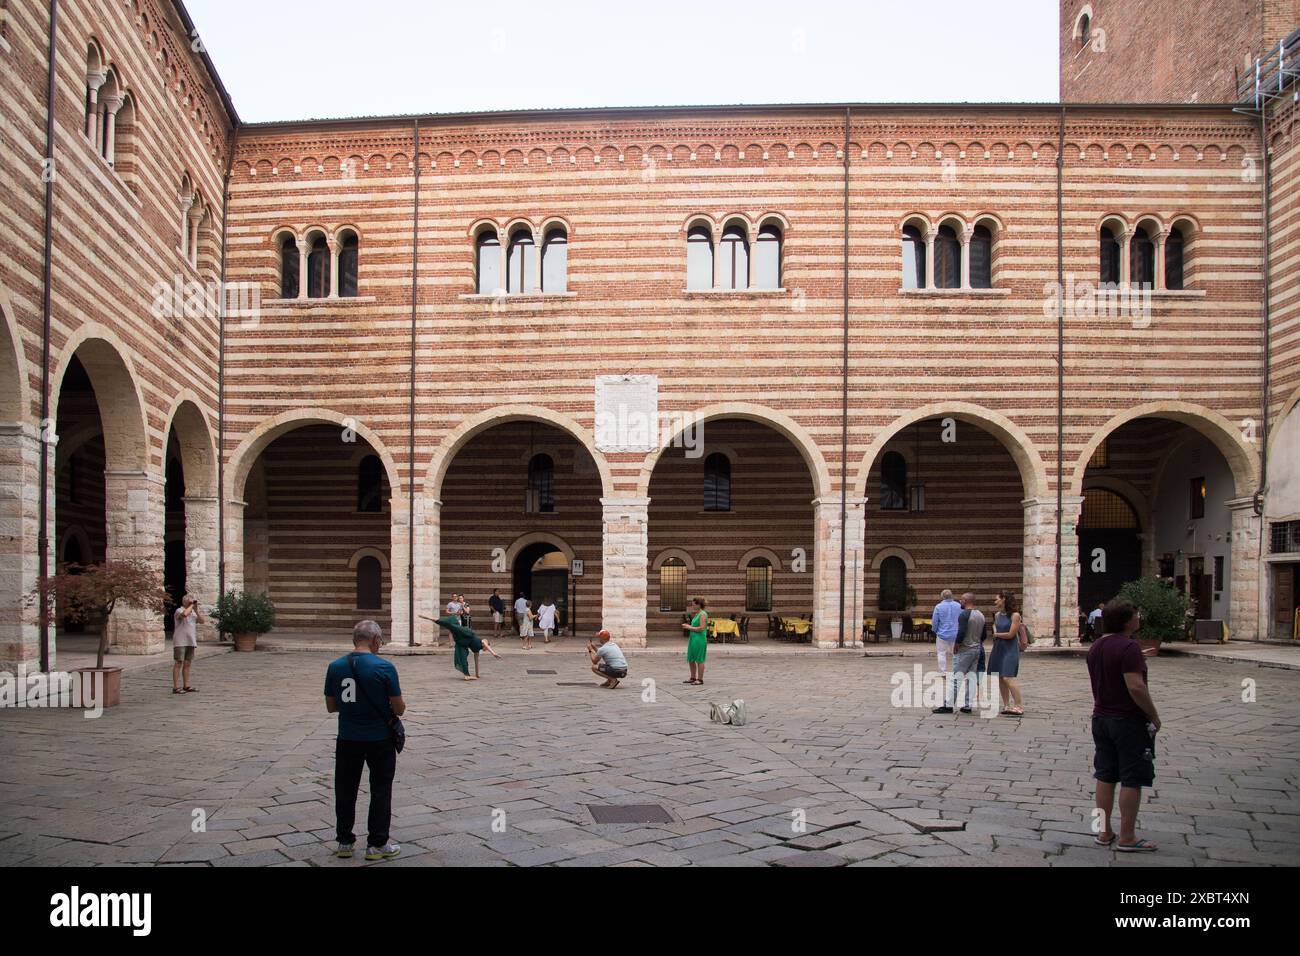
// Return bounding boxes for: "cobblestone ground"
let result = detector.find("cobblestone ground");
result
[1,649,1297,867]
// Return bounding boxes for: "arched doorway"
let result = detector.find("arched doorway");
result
[1077,486,1142,611]
[512,544,570,630]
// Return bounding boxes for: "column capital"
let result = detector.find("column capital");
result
[960,224,976,245]
[600,496,651,510]
[102,94,124,115]
[812,495,868,510]
[1225,495,1262,514]
[86,70,108,91]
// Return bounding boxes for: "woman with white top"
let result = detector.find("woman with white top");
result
[536,597,558,644]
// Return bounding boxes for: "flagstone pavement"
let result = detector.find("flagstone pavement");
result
[1,648,1297,867]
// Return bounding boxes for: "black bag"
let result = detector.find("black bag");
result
[347,654,405,754]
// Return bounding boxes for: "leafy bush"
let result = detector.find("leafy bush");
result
[1117,577,1192,642]
[879,579,918,613]
[212,590,276,637]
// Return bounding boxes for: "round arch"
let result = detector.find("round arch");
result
[1268,383,1300,456]
[161,394,217,498]
[424,405,614,503]
[505,531,576,570]
[227,409,403,503]
[347,546,390,570]
[652,548,697,571]
[870,546,918,571]
[52,326,149,472]
[635,403,833,499]
[854,403,1050,502]
[0,282,29,421]
[737,547,783,571]
[1069,402,1259,498]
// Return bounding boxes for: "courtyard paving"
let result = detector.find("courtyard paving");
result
[1,646,1297,867]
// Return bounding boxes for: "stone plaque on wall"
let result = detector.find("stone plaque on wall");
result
[595,374,659,453]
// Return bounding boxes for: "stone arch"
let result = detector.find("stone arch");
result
[505,531,576,569]
[347,546,390,570]
[737,547,783,571]
[424,405,613,503]
[227,408,403,503]
[1080,475,1150,532]
[870,545,917,571]
[52,327,149,472]
[635,403,833,499]
[1269,382,1300,456]
[854,402,1049,502]
[0,282,29,422]
[652,548,697,571]
[161,394,217,498]
[1069,401,1259,498]
[58,524,94,565]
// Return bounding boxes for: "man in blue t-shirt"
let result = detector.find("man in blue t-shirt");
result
[324,620,406,861]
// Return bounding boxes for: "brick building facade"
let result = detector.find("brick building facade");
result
[3,0,1299,671]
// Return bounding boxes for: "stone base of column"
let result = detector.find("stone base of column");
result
[0,424,44,671]
[1021,496,1084,643]
[602,497,649,647]
[1228,497,1262,641]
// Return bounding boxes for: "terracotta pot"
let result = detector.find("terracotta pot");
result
[233,632,259,652]
[72,666,122,708]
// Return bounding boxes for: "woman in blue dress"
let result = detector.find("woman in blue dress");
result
[988,590,1024,716]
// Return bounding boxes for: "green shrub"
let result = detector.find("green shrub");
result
[880,580,918,613]
[1117,577,1192,642]
[212,590,276,636]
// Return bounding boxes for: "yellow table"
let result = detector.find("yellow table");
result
[710,618,741,640]
[779,617,813,636]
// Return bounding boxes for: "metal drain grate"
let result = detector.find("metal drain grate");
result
[555,681,595,686]
[526,669,557,675]
[587,804,675,825]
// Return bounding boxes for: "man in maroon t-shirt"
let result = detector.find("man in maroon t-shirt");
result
[1086,598,1162,853]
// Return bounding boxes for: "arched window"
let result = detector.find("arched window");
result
[1099,226,1121,285]
[754,223,782,289]
[306,235,330,299]
[902,224,926,289]
[719,224,749,290]
[541,227,567,292]
[476,230,501,295]
[1078,13,1091,47]
[704,453,731,512]
[526,453,554,513]
[356,555,382,610]
[879,555,909,611]
[880,452,907,511]
[687,224,713,290]
[357,455,383,513]
[338,231,359,297]
[507,228,537,293]
[969,224,993,288]
[745,557,773,612]
[660,557,687,612]
[1080,488,1139,529]
[935,224,960,289]
[280,236,299,298]
[1165,227,1185,291]
[1130,226,1155,288]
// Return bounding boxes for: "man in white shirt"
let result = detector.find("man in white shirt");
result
[172,594,204,695]
[513,593,528,631]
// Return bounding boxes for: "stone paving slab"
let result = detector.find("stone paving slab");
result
[0,650,1297,866]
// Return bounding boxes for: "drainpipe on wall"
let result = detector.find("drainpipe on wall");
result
[408,118,420,646]
[217,124,238,606]
[1255,103,1272,519]
[37,0,60,673]
[838,107,851,648]
[1053,105,1066,647]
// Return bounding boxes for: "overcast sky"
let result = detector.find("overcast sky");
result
[185,0,1060,123]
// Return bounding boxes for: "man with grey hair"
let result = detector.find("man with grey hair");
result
[171,594,204,694]
[325,620,406,861]
[934,593,986,714]
[931,588,962,677]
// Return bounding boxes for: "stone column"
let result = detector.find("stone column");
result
[1153,230,1168,290]
[959,225,973,290]
[297,244,310,300]
[102,94,122,165]
[924,232,936,289]
[221,496,246,600]
[328,238,340,298]
[388,492,410,645]
[103,470,165,654]
[1118,230,1131,288]
[601,496,649,647]
[411,497,439,645]
[85,71,106,140]
[187,204,203,269]
[812,496,867,648]
[1021,495,1084,642]
[1227,496,1261,641]
[182,495,220,642]
[530,229,542,293]
[0,424,45,671]
[178,196,194,259]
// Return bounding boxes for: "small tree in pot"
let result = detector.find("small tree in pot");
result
[212,590,276,652]
[879,579,918,641]
[34,560,171,707]
[1117,577,1193,657]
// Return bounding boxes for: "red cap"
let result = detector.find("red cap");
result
[596,629,611,639]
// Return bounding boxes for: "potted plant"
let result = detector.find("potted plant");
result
[36,560,170,708]
[212,590,276,651]
[1117,577,1193,657]
[879,580,918,641]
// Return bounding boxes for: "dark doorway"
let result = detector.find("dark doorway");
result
[1078,488,1142,610]
[512,542,569,630]
[164,539,186,633]
[1272,563,1299,640]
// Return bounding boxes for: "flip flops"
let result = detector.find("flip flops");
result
[1117,839,1158,853]
[1094,833,1116,847]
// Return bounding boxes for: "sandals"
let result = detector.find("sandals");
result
[183,686,197,693]
[1094,833,1116,847]
[1117,839,1158,853]
[1002,708,1023,717]
[172,688,184,695]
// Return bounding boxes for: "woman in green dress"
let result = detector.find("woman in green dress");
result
[681,597,709,685]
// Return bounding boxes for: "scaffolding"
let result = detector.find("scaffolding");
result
[1238,27,1300,108]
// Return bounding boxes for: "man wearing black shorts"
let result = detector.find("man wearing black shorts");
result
[1086,598,1161,853]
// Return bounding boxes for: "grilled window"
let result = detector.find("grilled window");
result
[1079,488,1138,529]
[1271,520,1300,554]
[935,225,960,288]
[969,224,992,288]
[745,558,773,612]
[526,454,555,513]
[338,231,359,297]
[704,453,731,512]
[660,558,687,611]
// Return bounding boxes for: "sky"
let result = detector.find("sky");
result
[185,0,1061,123]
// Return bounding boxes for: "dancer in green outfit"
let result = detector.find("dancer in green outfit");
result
[427,614,501,681]
[681,597,709,685]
